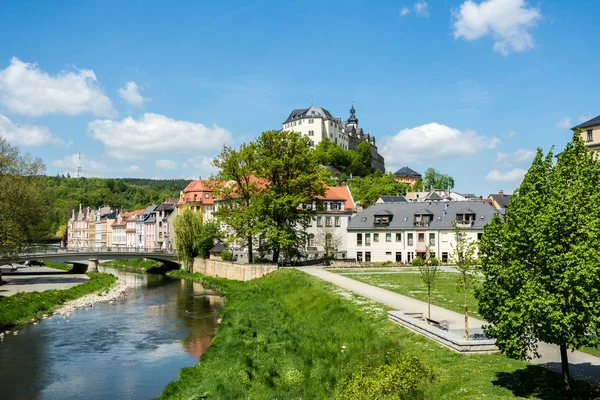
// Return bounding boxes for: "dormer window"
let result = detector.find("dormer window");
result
[374,210,393,227]
[456,209,476,226]
[414,209,433,227]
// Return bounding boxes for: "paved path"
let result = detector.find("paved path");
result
[0,266,89,297]
[297,266,600,386]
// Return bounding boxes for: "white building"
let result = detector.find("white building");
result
[127,210,141,249]
[347,201,498,263]
[305,185,357,259]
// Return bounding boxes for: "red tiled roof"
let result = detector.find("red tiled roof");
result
[317,186,356,210]
[178,179,226,206]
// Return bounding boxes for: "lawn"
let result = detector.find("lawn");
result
[0,272,116,330]
[159,269,599,399]
[342,271,484,320]
[327,267,419,274]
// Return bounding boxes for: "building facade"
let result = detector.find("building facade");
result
[393,166,422,186]
[283,105,385,172]
[572,114,600,152]
[347,201,498,263]
[177,180,224,223]
[156,199,178,251]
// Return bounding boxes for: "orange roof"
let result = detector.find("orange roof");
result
[178,179,226,206]
[318,186,356,210]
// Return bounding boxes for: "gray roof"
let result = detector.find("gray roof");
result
[378,196,408,203]
[283,106,335,124]
[489,194,512,209]
[572,115,600,130]
[155,201,176,212]
[393,166,422,178]
[209,242,228,254]
[348,201,498,230]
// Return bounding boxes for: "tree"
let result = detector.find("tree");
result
[423,168,455,190]
[418,246,439,320]
[451,221,478,340]
[0,138,51,260]
[348,173,409,208]
[253,130,327,264]
[213,143,260,262]
[315,226,343,257]
[478,133,600,392]
[173,209,204,272]
[356,141,373,173]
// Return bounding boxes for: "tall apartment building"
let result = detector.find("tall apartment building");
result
[282,104,385,172]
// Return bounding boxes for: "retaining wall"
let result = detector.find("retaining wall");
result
[192,258,278,281]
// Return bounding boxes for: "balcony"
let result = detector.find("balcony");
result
[455,220,474,228]
[413,221,430,228]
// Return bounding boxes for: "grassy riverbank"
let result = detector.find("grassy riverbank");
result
[0,272,116,330]
[41,260,73,272]
[160,269,599,399]
[103,258,163,273]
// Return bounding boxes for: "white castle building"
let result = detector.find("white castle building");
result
[282,104,385,172]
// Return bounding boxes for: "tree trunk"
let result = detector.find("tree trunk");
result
[464,302,469,340]
[560,343,571,392]
[273,248,279,265]
[247,236,253,263]
[427,285,431,319]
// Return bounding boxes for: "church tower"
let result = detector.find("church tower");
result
[347,104,359,128]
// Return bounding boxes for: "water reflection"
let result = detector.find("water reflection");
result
[0,266,224,400]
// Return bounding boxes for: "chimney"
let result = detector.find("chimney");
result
[499,190,504,196]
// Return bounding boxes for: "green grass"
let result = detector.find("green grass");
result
[328,267,419,274]
[159,269,599,399]
[0,272,116,330]
[343,271,484,320]
[41,260,73,272]
[582,346,600,358]
[103,258,162,272]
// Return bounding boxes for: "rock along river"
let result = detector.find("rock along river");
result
[0,266,224,400]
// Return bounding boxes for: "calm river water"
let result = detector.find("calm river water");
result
[0,266,224,400]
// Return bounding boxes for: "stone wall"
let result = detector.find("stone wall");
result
[192,258,278,281]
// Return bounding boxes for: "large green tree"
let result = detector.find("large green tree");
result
[478,133,600,392]
[423,167,455,190]
[173,209,204,272]
[0,138,52,261]
[213,143,260,262]
[253,130,327,264]
[348,173,409,208]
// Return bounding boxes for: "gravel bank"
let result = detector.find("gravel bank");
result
[54,278,131,317]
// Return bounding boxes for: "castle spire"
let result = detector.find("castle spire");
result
[348,103,358,125]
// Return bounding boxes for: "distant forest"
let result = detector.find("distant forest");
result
[45,176,190,236]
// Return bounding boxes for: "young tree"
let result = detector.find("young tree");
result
[418,246,439,319]
[253,130,327,264]
[451,221,478,340]
[315,226,343,257]
[423,167,455,190]
[195,221,221,259]
[173,209,204,272]
[478,133,600,392]
[213,143,259,262]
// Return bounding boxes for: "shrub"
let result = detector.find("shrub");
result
[411,257,424,266]
[429,257,439,266]
[220,250,233,261]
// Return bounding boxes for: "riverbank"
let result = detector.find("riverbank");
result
[0,272,117,331]
[160,269,599,399]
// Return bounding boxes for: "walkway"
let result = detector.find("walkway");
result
[0,266,89,297]
[297,266,600,386]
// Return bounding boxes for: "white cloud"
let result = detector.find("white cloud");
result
[123,165,142,174]
[88,113,232,160]
[0,114,69,147]
[414,1,429,17]
[156,159,177,170]
[0,57,115,117]
[579,114,592,123]
[556,116,572,129]
[453,0,541,55]
[496,148,535,166]
[485,168,527,182]
[503,131,515,138]
[400,6,411,16]
[381,122,500,167]
[117,81,146,107]
[51,153,108,177]
[184,155,219,179]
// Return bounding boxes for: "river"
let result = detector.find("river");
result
[0,266,224,400]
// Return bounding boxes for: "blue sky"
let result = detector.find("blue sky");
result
[0,0,597,196]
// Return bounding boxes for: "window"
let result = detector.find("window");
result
[204,193,209,199]
[307,234,315,248]
[386,251,392,255]
[298,119,302,124]
[407,233,414,246]
[334,217,340,227]
[309,119,314,123]
[310,140,314,146]
[357,233,363,246]
[357,252,363,262]
[365,252,371,262]
[365,233,371,246]
[442,252,449,263]
[159,221,162,228]
[326,217,332,227]
[193,194,197,202]
[317,216,322,227]
[293,121,296,126]
[308,130,314,136]
[325,233,333,249]
[395,252,402,262]
[331,202,341,210]
[587,130,593,142]
[396,233,402,242]
[418,233,425,242]
[159,232,163,238]
[429,233,435,245]
[373,233,379,242]
[330,121,333,127]
[478,233,483,241]
[386,233,392,242]
[430,251,436,259]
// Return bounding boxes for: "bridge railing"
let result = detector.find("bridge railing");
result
[17,246,178,257]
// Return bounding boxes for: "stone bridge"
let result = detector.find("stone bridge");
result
[0,248,180,272]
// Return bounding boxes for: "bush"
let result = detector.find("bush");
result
[220,250,233,261]
[411,257,424,266]
[429,257,439,266]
